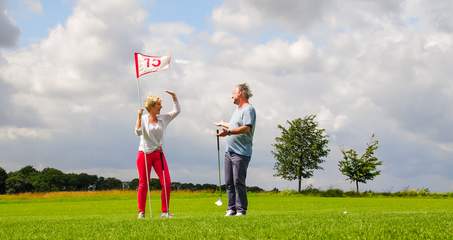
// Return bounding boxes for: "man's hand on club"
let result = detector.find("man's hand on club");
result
[217,128,230,137]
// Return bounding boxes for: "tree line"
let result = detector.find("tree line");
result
[0,166,264,194]
[1,114,381,195]
[0,166,122,194]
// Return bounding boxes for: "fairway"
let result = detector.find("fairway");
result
[0,191,452,239]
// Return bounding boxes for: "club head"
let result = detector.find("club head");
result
[215,198,223,206]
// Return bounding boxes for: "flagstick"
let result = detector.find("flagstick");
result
[136,77,153,220]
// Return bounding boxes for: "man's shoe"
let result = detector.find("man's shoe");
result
[137,212,145,219]
[160,212,174,218]
[236,212,246,216]
[225,210,236,216]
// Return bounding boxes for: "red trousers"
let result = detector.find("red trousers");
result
[136,150,171,213]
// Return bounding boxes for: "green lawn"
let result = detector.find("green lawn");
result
[0,191,452,239]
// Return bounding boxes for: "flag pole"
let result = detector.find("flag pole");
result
[135,53,153,220]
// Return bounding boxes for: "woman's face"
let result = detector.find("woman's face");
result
[148,101,162,114]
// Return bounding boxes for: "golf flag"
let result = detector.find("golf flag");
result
[134,52,171,78]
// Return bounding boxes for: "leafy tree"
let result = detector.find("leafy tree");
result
[65,173,80,191]
[76,173,98,190]
[0,167,7,194]
[129,178,139,190]
[96,177,122,190]
[338,134,382,193]
[150,178,161,190]
[30,168,66,192]
[272,115,330,192]
[5,174,34,193]
[17,165,38,177]
[104,177,122,190]
[5,166,38,193]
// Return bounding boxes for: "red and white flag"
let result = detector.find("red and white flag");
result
[134,52,171,78]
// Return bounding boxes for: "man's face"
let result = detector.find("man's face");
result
[232,87,241,105]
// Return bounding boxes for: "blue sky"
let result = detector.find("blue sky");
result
[6,0,223,47]
[6,0,72,46]
[1,0,453,192]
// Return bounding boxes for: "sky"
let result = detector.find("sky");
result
[1,0,453,192]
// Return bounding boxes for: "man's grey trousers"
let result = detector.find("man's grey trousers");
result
[224,151,251,213]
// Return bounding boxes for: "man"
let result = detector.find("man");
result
[216,83,256,216]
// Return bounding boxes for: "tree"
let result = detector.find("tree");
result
[0,167,7,194]
[129,178,139,190]
[272,115,330,192]
[75,173,98,190]
[5,174,34,193]
[65,173,80,191]
[96,177,123,190]
[17,165,38,177]
[5,166,38,193]
[31,168,66,192]
[338,134,382,193]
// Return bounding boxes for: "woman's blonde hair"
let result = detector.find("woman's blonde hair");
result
[144,96,161,111]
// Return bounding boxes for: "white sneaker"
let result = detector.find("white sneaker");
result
[236,212,246,216]
[225,210,236,216]
[137,212,145,219]
[160,212,174,218]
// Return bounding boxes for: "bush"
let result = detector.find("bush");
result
[299,185,321,195]
[321,188,344,197]
[344,191,361,197]
[395,188,431,197]
[247,186,265,192]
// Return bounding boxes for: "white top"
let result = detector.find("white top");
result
[135,99,181,153]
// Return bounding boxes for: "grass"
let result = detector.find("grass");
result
[1,191,453,239]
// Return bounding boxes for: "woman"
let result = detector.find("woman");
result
[135,90,180,219]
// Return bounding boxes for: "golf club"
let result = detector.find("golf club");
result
[160,151,170,215]
[215,129,223,206]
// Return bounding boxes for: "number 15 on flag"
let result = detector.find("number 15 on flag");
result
[134,52,171,78]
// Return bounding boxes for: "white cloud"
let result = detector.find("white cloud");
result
[241,37,317,73]
[212,0,405,35]
[210,31,240,47]
[212,0,261,32]
[0,127,52,141]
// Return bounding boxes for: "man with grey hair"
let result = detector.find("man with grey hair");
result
[216,83,256,216]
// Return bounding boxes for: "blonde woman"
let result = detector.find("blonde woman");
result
[135,90,180,219]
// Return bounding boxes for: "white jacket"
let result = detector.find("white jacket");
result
[135,99,180,153]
